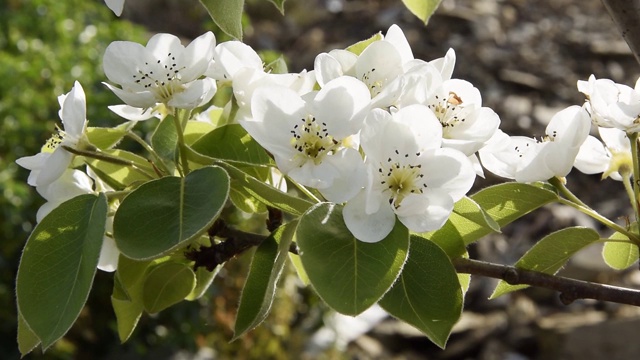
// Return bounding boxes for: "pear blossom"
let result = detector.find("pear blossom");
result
[343,105,476,243]
[578,75,640,132]
[16,81,89,188]
[205,41,264,82]
[240,76,370,203]
[103,32,217,110]
[104,0,124,16]
[574,127,632,181]
[480,105,591,182]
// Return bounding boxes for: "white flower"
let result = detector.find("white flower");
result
[343,105,476,243]
[426,79,500,155]
[205,41,263,82]
[103,32,217,109]
[104,0,124,16]
[16,81,88,188]
[241,76,371,203]
[480,105,591,182]
[574,127,632,181]
[578,74,640,131]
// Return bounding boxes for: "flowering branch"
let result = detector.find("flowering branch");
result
[453,257,640,306]
[601,0,640,65]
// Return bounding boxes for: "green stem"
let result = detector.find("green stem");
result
[126,131,170,175]
[287,176,321,203]
[629,132,640,219]
[173,109,192,175]
[62,146,155,180]
[623,174,639,218]
[549,177,588,208]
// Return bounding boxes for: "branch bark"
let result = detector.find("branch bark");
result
[601,0,640,65]
[453,257,640,306]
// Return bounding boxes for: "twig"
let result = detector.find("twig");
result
[453,257,640,306]
[601,0,640,65]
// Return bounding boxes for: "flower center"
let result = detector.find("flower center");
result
[361,68,385,97]
[378,150,427,208]
[428,91,466,136]
[132,52,186,103]
[290,115,339,165]
[42,126,65,153]
[604,148,633,179]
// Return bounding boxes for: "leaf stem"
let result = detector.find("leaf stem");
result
[173,109,192,175]
[628,132,640,219]
[286,176,321,203]
[62,146,155,180]
[126,130,170,175]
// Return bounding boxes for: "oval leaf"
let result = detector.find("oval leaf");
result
[191,124,272,166]
[17,193,108,349]
[86,149,156,190]
[234,221,297,339]
[491,227,600,298]
[379,236,463,349]
[402,0,443,25]
[199,0,244,40]
[186,265,221,301]
[142,262,196,314]
[151,114,179,164]
[114,166,229,260]
[87,125,127,150]
[603,231,639,270]
[297,203,409,315]
[18,310,40,357]
[346,32,383,55]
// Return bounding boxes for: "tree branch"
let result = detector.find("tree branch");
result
[601,0,640,65]
[453,257,640,306]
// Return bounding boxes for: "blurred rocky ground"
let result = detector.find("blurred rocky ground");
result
[123,0,640,359]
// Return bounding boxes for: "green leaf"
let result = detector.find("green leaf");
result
[234,221,297,338]
[288,253,310,285]
[297,203,409,315]
[151,114,178,164]
[379,236,462,348]
[114,166,229,260]
[427,196,501,258]
[142,262,196,313]
[472,182,557,229]
[186,265,220,301]
[267,0,285,14]
[491,227,600,298]
[184,120,215,145]
[86,125,128,150]
[603,231,639,270]
[17,310,40,357]
[111,257,158,342]
[199,0,244,40]
[401,0,443,25]
[191,124,272,166]
[86,149,156,190]
[346,32,383,55]
[218,161,313,216]
[16,194,108,349]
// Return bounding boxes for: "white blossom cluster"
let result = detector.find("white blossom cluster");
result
[16,24,640,253]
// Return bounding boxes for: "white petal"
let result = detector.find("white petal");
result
[599,127,631,152]
[395,191,454,232]
[108,104,159,121]
[574,135,610,175]
[317,149,367,203]
[546,105,591,147]
[314,53,344,88]
[384,24,414,65]
[311,76,371,138]
[429,48,456,81]
[36,148,73,187]
[103,41,150,86]
[208,41,263,80]
[61,81,86,138]
[146,33,184,62]
[103,82,157,109]
[343,190,396,243]
[98,235,120,272]
[37,169,93,201]
[179,32,216,82]
[420,148,475,201]
[168,78,217,109]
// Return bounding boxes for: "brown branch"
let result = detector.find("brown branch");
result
[601,0,640,65]
[453,257,640,306]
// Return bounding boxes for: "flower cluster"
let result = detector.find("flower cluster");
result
[18,23,640,249]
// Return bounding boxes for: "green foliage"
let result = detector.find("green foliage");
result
[401,0,443,25]
[143,262,197,314]
[234,221,297,338]
[192,124,272,166]
[380,236,463,349]
[151,115,180,168]
[199,0,245,40]
[114,166,230,259]
[603,231,640,270]
[297,203,410,315]
[346,32,384,55]
[491,227,601,298]
[17,193,108,351]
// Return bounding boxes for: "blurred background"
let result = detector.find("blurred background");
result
[2,0,640,358]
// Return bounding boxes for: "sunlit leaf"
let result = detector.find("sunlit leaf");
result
[297,203,409,315]
[17,194,108,349]
[401,0,443,25]
[379,236,462,348]
[346,32,383,55]
[199,0,244,40]
[142,262,196,313]
[603,231,639,270]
